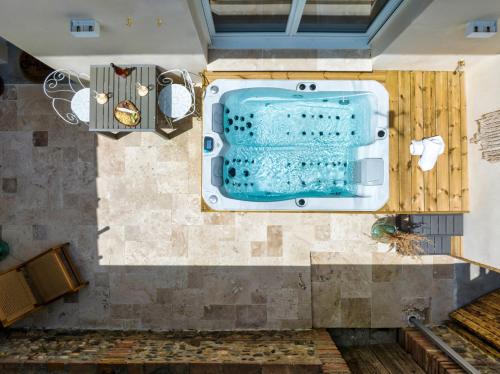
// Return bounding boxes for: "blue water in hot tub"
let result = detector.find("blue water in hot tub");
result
[220,88,374,202]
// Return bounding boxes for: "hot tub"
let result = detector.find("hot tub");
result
[202,79,389,211]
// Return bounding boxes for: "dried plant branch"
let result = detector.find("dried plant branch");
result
[385,231,429,257]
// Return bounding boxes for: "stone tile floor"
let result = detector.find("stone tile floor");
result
[0,84,496,331]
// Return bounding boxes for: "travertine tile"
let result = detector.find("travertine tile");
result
[207,49,261,71]
[172,194,203,225]
[32,224,48,240]
[371,282,403,328]
[203,304,235,320]
[170,225,188,257]
[2,177,17,193]
[235,305,267,328]
[372,264,402,282]
[251,241,266,257]
[340,298,371,328]
[315,225,331,241]
[340,265,372,298]
[433,264,455,279]
[312,281,341,328]
[3,83,457,332]
[400,265,433,297]
[33,131,49,147]
[267,289,299,320]
[267,225,283,257]
[0,101,17,130]
[430,279,456,323]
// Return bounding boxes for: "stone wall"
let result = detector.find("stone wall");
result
[311,252,460,328]
[0,329,349,374]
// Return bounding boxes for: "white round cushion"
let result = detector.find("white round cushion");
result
[158,84,192,119]
[71,88,90,122]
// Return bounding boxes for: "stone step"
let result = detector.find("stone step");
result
[397,214,464,255]
[207,49,372,72]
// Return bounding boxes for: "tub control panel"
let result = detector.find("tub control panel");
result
[204,136,214,153]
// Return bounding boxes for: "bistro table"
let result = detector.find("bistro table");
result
[89,64,168,138]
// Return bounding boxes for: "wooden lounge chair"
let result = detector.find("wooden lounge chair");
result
[0,243,87,327]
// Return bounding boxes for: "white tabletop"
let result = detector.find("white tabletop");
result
[71,88,90,123]
[158,84,192,119]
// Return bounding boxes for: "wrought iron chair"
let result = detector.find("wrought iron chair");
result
[43,69,90,126]
[157,69,197,127]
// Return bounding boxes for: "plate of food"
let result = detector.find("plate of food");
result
[114,100,141,126]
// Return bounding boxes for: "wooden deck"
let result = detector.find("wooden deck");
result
[399,328,464,373]
[203,71,469,213]
[450,289,500,351]
[340,343,425,374]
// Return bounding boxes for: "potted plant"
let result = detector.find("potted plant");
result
[0,239,10,261]
[370,215,427,256]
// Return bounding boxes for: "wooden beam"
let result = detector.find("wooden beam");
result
[423,71,437,211]
[411,71,425,212]
[448,72,462,211]
[459,72,469,211]
[435,72,450,211]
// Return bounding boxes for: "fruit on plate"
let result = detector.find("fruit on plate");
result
[114,100,141,126]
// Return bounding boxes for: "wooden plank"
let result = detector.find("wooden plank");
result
[459,72,469,211]
[448,72,462,211]
[126,65,133,127]
[98,67,105,130]
[411,71,425,211]
[384,71,400,212]
[371,344,425,374]
[112,65,120,129]
[398,71,412,211]
[422,71,437,211]
[105,66,111,129]
[448,323,500,359]
[450,236,462,257]
[102,66,109,130]
[89,66,97,130]
[148,66,156,130]
[435,72,450,211]
[203,70,387,83]
[451,310,500,350]
[342,346,390,374]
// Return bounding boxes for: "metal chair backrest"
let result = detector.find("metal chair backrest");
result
[43,69,90,125]
[157,69,197,126]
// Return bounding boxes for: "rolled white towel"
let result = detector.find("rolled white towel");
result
[409,136,445,171]
[410,140,425,155]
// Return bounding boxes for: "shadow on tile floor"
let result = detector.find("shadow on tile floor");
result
[455,263,500,307]
[1,81,498,332]
[0,83,313,331]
